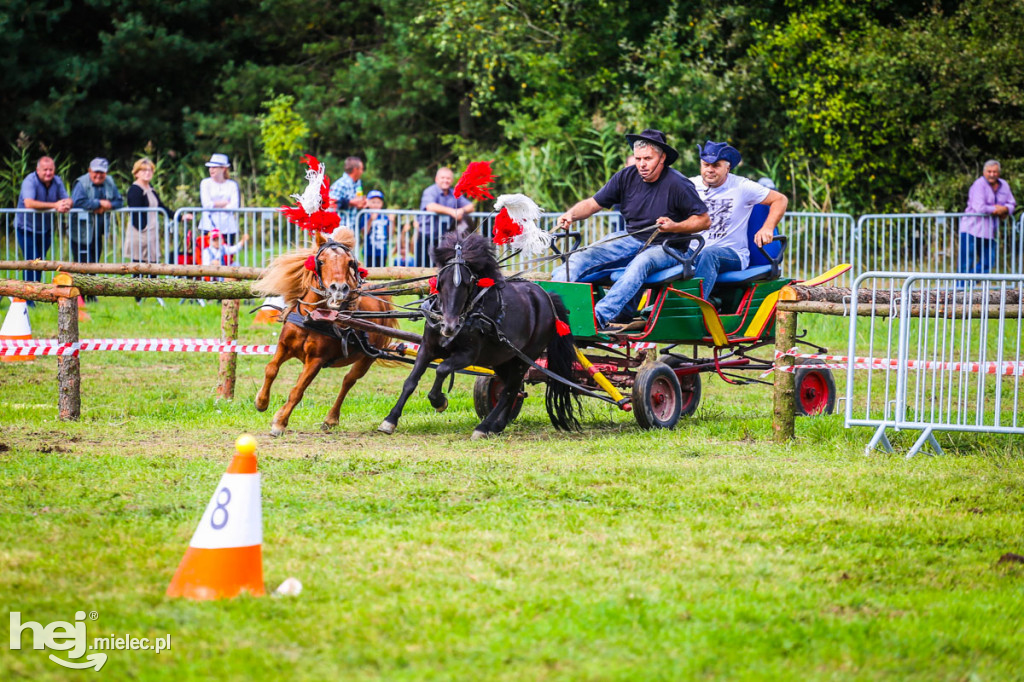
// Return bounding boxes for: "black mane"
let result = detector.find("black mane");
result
[432,232,504,282]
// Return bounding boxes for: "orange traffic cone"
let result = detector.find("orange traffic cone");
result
[0,297,34,362]
[166,434,265,600]
[253,296,284,324]
[77,295,91,323]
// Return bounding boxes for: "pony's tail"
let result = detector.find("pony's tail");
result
[544,294,582,432]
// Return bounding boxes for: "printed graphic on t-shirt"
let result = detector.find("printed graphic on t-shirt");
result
[705,198,735,240]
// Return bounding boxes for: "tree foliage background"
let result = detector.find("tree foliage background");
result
[3,0,1022,211]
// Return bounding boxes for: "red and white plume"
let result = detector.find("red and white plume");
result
[493,193,551,257]
[279,154,340,233]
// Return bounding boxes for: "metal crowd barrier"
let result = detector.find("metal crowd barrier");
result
[893,273,1024,457]
[845,271,1024,457]
[2,208,171,282]
[854,213,1023,277]
[5,206,1020,287]
[349,208,624,272]
[778,212,856,286]
[844,272,908,452]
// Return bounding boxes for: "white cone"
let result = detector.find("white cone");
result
[0,298,34,362]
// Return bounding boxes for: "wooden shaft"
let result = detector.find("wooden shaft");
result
[772,309,797,443]
[217,295,240,400]
[57,295,81,421]
[338,317,424,344]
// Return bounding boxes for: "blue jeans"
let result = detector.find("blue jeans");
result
[15,228,53,282]
[692,245,744,298]
[958,232,995,274]
[552,234,677,326]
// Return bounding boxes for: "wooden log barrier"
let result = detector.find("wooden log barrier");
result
[772,309,797,443]
[218,294,240,400]
[2,260,264,280]
[0,280,70,303]
[54,274,81,421]
[70,274,255,299]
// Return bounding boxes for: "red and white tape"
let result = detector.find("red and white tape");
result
[763,348,1024,377]
[0,338,277,357]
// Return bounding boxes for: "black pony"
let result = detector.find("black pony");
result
[379,232,580,438]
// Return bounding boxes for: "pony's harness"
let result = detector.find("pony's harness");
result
[429,245,625,406]
[285,239,382,360]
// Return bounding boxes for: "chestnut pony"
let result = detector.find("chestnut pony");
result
[252,227,398,435]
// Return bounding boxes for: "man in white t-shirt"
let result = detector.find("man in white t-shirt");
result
[688,141,789,298]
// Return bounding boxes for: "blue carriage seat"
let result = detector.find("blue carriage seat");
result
[607,204,788,289]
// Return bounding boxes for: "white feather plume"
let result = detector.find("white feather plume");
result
[290,162,326,215]
[494,193,552,257]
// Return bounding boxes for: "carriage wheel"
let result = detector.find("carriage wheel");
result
[794,360,837,416]
[473,375,525,423]
[658,355,702,418]
[632,362,682,430]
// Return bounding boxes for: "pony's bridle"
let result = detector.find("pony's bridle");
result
[308,239,364,300]
[431,243,496,341]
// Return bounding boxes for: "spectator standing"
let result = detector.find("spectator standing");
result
[124,158,168,265]
[961,160,1016,274]
[15,156,72,282]
[199,153,241,244]
[360,189,393,268]
[328,156,367,228]
[70,157,123,265]
[417,167,474,267]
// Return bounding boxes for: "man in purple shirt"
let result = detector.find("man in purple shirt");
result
[960,159,1016,274]
[15,156,73,282]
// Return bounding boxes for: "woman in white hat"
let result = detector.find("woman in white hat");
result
[199,152,241,247]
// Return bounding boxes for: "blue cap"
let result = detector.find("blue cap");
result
[697,141,742,168]
[366,189,384,200]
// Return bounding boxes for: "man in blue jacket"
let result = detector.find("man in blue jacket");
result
[70,157,123,265]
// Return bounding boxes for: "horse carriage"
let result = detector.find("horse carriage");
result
[470,206,850,431]
[252,205,849,437]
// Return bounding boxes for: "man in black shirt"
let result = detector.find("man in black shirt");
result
[553,129,709,330]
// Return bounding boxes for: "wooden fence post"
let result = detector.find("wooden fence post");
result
[57,292,81,421]
[217,295,240,399]
[772,309,797,442]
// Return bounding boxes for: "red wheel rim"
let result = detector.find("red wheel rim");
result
[650,376,678,422]
[798,370,829,415]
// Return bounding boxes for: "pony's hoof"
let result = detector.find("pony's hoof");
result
[378,420,396,435]
[254,398,269,413]
[320,422,336,433]
[471,429,490,440]
[270,426,285,438]
[433,396,449,413]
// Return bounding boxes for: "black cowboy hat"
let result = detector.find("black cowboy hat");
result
[624,128,679,167]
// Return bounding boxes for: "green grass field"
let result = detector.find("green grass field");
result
[2,297,1023,681]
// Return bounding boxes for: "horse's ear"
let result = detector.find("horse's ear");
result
[314,231,327,247]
